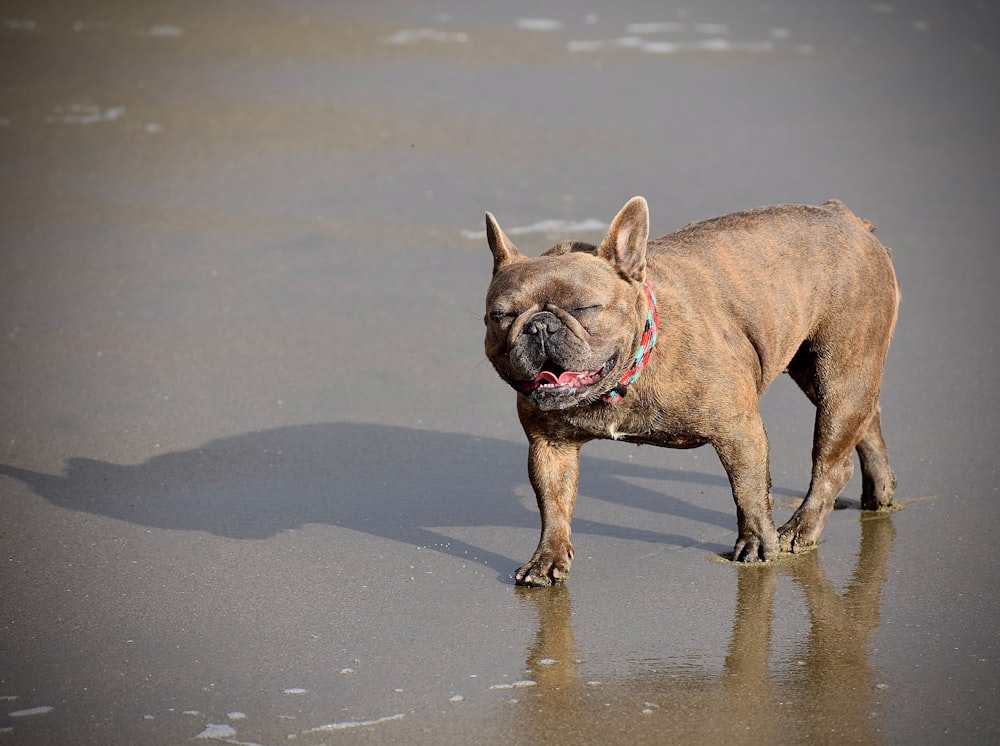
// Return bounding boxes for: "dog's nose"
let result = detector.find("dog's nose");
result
[526,313,560,339]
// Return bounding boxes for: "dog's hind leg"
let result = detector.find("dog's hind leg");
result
[781,347,883,552]
[787,344,895,515]
[855,406,895,511]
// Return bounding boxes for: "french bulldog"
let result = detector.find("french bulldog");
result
[483,197,899,586]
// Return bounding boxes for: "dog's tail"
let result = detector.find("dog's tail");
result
[822,198,877,233]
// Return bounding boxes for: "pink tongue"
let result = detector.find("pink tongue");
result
[534,370,584,386]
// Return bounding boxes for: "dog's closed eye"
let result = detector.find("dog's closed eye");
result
[487,309,518,324]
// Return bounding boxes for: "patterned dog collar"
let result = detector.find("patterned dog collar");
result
[601,280,659,403]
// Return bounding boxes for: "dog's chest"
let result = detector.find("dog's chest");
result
[611,428,707,449]
[569,406,708,450]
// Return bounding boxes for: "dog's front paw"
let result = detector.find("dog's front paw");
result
[732,528,778,563]
[515,542,574,587]
[777,513,821,554]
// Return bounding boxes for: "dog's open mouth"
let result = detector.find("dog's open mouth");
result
[516,358,614,396]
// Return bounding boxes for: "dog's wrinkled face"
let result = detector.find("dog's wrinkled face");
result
[484,198,651,410]
[485,253,626,408]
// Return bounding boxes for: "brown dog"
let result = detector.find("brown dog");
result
[484,197,899,586]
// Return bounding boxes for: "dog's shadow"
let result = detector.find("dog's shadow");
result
[0,423,742,578]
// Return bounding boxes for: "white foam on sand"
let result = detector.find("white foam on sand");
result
[147,25,184,37]
[46,104,125,125]
[569,37,776,54]
[626,22,686,34]
[489,680,537,690]
[517,19,563,32]
[303,713,405,732]
[462,218,606,240]
[568,17,811,56]
[8,706,53,717]
[195,724,237,739]
[381,29,468,45]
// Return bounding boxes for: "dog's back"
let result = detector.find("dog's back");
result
[645,200,899,389]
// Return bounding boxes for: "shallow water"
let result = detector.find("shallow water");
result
[1,1,998,743]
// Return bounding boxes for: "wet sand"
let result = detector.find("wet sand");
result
[1,1,998,743]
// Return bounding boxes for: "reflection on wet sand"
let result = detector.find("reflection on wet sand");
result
[516,514,895,742]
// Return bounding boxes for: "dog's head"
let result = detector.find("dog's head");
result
[483,197,652,410]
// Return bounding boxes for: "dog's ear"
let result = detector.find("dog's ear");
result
[598,196,648,282]
[485,212,524,275]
